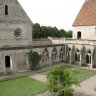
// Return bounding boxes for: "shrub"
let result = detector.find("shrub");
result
[28,50,41,70]
[47,65,78,96]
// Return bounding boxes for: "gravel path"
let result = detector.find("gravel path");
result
[73,75,96,96]
[30,74,96,96]
[30,74,47,83]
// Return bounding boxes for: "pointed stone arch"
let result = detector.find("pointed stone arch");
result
[75,48,80,62]
[59,46,65,62]
[41,48,49,65]
[86,54,90,64]
[75,53,78,61]
[51,47,57,63]
[86,50,91,64]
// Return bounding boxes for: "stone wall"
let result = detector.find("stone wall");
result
[73,26,96,40]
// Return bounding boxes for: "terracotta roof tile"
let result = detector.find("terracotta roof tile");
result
[73,0,96,26]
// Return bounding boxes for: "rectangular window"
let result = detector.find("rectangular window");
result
[5,5,8,15]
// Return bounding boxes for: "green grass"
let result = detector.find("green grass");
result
[0,64,96,96]
[0,76,47,96]
[42,64,96,82]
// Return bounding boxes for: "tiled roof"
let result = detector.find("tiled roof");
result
[73,0,96,26]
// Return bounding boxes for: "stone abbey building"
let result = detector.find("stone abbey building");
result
[0,0,96,74]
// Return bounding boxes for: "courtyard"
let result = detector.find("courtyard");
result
[0,76,47,96]
[0,64,96,96]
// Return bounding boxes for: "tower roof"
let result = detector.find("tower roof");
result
[73,0,96,26]
[0,0,32,24]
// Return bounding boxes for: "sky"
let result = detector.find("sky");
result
[18,0,85,31]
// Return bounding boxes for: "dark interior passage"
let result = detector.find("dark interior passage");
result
[5,56,10,68]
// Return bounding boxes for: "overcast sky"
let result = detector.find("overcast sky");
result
[18,0,85,30]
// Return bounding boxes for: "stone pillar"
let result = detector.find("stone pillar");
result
[69,51,71,65]
[10,55,13,71]
[57,54,60,63]
[49,56,52,65]
[80,53,82,66]
[90,55,93,69]
[2,55,6,72]
[65,45,68,62]
[26,53,30,70]
[11,54,17,72]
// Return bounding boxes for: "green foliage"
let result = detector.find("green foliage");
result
[28,50,41,70]
[0,77,47,96]
[32,23,42,38]
[32,23,66,38]
[66,30,72,38]
[47,65,78,96]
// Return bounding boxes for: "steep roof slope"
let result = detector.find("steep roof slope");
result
[0,0,32,23]
[73,0,96,26]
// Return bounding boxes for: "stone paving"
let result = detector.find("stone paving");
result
[30,74,96,96]
[73,75,96,96]
[30,74,47,83]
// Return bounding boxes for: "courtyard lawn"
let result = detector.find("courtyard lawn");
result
[42,64,96,82]
[0,76,47,96]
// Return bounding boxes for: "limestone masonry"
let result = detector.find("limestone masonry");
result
[0,0,96,74]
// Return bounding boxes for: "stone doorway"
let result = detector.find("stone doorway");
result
[5,56,11,68]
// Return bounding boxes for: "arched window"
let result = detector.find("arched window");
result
[86,50,92,64]
[77,31,81,39]
[41,48,49,63]
[52,48,57,62]
[86,54,90,63]
[59,47,65,61]
[5,5,8,15]
[75,49,80,62]
[75,53,77,61]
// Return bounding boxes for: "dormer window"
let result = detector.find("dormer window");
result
[5,5,8,15]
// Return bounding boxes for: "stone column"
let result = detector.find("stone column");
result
[57,54,60,63]
[49,56,52,65]
[11,54,17,72]
[10,55,13,71]
[79,53,82,66]
[90,55,93,69]
[26,53,30,70]
[2,55,6,72]
[69,51,71,65]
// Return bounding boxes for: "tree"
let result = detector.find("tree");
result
[28,50,41,70]
[47,65,78,96]
[66,30,73,38]
[59,29,66,37]
[32,23,42,38]
[32,23,72,38]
